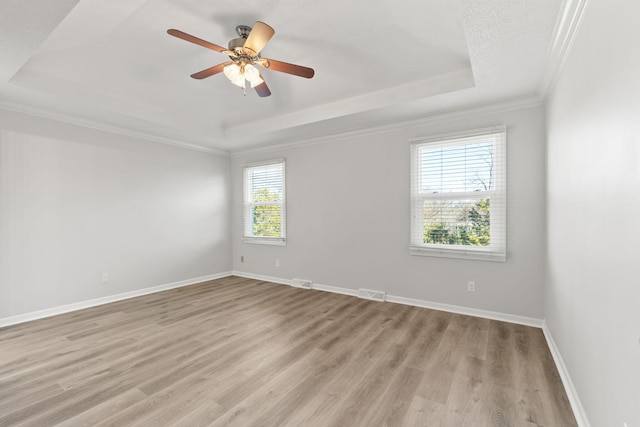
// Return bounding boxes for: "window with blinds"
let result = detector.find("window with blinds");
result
[410,127,506,261]
[243,159,286,245]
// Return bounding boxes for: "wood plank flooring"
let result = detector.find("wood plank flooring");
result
[0,276,577,426]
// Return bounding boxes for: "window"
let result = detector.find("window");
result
[410,126,506,261]
[243,159,286,245]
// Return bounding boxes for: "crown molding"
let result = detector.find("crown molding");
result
[0,99,230,157]
[1,93,544,160]
[229,95,544,157]
[538,0,591,98]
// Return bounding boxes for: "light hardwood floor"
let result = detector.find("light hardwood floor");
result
[0,276,577,426]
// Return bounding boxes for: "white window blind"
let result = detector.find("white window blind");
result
[243,159,286,245]
[410,127,506,262]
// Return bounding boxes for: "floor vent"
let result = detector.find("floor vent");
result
[291,279,312,289]
[357,288,386,302]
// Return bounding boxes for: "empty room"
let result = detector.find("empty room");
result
[1,0,638,426]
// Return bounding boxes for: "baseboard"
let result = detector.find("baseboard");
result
[230,271,293,287]
[0,271,232,328]
[232,271,359,297]
[542,321,591,427]
[307,282,358,297]
[231,271,542,328]
[386,294,544,328]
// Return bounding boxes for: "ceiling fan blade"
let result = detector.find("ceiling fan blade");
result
[254,78,271,97]
[259,58,315,78]
[167,29,226,53]
[243,21,275,55]
[190,63,229,79]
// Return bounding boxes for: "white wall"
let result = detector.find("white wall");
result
[0,109,232,319]
[231,104,547,319]
[545,0,640,425]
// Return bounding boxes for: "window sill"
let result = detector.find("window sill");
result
[410,245,505,262]
[243,237,286,246]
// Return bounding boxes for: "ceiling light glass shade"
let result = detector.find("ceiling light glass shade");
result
[223,63,241,80]
[250,76,264,88]
[243,64,260,83]
[230,75,245,88]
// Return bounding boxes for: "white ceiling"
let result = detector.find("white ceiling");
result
[0,0,564,152]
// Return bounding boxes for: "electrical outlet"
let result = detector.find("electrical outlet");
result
[275,259,280,267]
[467,281,476,292]
[240,255,244,263]
[101,273,109,283]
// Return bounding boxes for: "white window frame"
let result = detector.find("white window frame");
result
[410,126,507,262]
[242,159,286,246]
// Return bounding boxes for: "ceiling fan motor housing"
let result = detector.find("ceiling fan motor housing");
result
[235,25,252,38]
[228,37,245,51]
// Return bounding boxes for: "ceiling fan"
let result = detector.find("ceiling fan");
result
[167,21,315,97]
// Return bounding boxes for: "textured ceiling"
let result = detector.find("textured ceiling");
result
[0,0,563,152]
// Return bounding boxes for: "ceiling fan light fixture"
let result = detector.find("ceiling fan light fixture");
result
[229,75,245,88]
[243,64,260,83]
[223,63,241,80]
[224,62,262,89]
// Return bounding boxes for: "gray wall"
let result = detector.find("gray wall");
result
[0,109,232,318]
[545,0,640,425]
[231,104,547,319]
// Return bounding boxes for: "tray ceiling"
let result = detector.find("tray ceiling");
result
[0,0,563,152]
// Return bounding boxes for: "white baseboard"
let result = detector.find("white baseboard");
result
[309,283,358,297]
[386,294,543,328]
[4,269,542,330]
[542,321,591,427]
[0,271,232,328]
[231,271,542,328]
[232,271,359,297]
[230,271,293,287]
